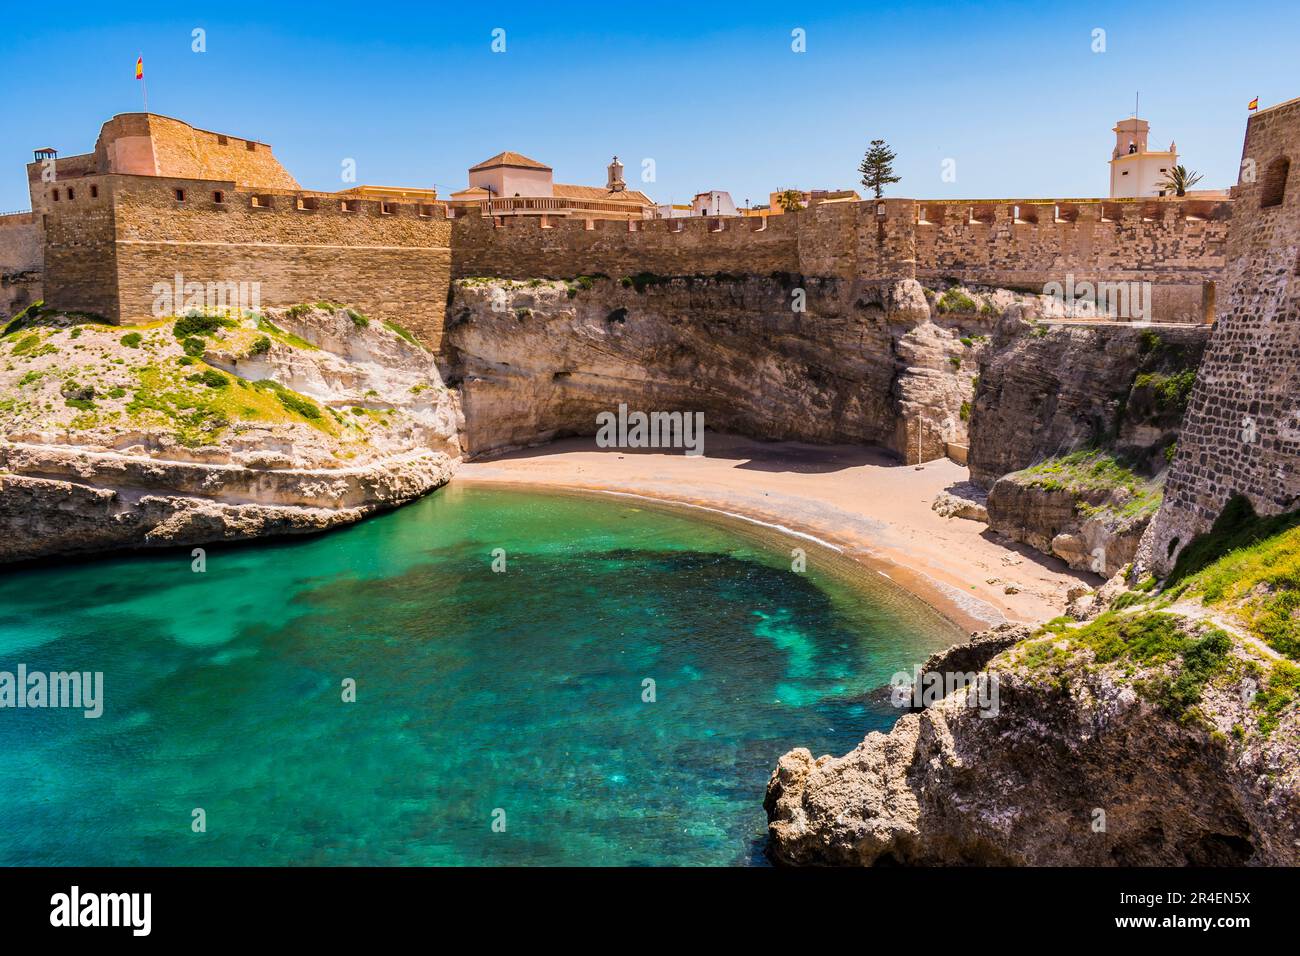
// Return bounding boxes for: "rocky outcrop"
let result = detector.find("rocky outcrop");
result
[985,469,1152,577]
[967,317,1208,487]
[931,481,988,521]
[0,305,460,563]
[766,622,1299,866]
[443,275,992,463]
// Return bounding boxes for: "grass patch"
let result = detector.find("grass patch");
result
[937,288,978,314]
[1133,368,1196,412]
[381,318,422,348]
[1018,449,1162,520]
[120,332,143,348]
[256,317,317,351]
[254,379,322,419]
[1039,611,1232,720]
[172,313,236,339]
[1254,661,1300,735]
[10,333,42,355]
[1165,496,1300,661]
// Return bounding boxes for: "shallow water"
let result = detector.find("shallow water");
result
[0,483,960,865]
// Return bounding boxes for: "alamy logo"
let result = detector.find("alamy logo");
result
[50,886,150,936]
[595,403,705,456]
[890,667,1000,717]
[151,273,261,317]
[1042,274,1151,322]
[0,664,103,718]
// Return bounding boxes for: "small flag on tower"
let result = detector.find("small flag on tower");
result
[135,57,144,80]
[1248,96,1259,111]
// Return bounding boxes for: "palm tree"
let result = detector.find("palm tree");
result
[1158,165,1203,197]
[775,189,805,212]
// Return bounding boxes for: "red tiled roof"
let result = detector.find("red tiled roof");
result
[469,151,552,172]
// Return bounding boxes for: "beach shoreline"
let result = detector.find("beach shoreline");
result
[457,433,1098,634]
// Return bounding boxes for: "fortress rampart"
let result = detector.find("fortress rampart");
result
[38,174,452,348]
[449,196,1228,324]
[1143,97,1300,573]
[0,112,1236,349]
[0,212,42,317]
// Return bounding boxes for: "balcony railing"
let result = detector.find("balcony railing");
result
[473,196,646,216]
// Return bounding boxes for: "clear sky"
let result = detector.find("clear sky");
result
[1,0,1296,212]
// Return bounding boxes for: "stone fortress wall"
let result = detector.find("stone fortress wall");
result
[1142,96,1300,574]
[0,212,42,318]
[33,174,452,348]
[0,112,1232,349]
[451,195,1229,324]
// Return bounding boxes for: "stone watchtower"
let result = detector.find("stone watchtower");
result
[1140,96,1300,575]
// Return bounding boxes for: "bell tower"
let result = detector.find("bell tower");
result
[606,155,625,192]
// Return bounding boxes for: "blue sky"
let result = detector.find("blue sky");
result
[1,0,1295,211]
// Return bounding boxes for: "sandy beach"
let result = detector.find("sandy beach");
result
[458,433,1097,633]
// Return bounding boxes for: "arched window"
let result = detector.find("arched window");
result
[1260,156,1290,209]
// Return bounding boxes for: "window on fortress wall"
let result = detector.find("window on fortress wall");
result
[381,202,396,215]
[419,204,435,217]
[297,196,319,211]
[245,140,256,151]
[90,185,98,199]
[51,189,59,202]
[217,135,228,146]
[174,188,185,202]
[1260,157,1290,209]
[342,199,358,213]
[213,190,225,204]
[67,188,75,200]
[251,195,271,209]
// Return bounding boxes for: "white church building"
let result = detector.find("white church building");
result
[1108,117,1179,198]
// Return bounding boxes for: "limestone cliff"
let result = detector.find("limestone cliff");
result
[966,319,1207,575]
[443,275,992,463]
[0,304,459,563]
[766,608,1299,866]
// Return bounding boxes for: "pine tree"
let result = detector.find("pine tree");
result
[859,139,901,199]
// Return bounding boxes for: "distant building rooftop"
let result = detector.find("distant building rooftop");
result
[469,151,552,172]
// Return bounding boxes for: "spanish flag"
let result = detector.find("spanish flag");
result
[1248,96,1259,111]
[135,57,143,80]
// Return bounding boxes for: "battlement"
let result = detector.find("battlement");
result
[13,109,1242,348]
[447,195,1227,321]
[39,173,452,347]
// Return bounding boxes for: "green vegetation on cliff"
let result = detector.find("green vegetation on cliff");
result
[1026,610,1243,726]
[1018,449,1162,521]
[1164,496,1300,662]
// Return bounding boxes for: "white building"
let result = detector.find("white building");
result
[1109,118,1178,198]
[691,190,739,216]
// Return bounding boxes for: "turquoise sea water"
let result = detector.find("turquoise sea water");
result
[0,484,960,866]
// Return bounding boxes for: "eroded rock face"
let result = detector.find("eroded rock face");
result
[765,626,1299,867]
[986,471,1149,577]
[968,319,1208,487]
[443,276,993,462]
[0,306,460,563]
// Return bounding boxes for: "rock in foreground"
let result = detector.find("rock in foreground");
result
[765,618,1299,866]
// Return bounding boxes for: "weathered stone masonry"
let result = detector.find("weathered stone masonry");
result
[40,174,453,349]
[450,196,1228,325]
[1142,96,1300,574]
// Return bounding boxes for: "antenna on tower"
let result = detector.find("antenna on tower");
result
[1134,91,1140,118]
